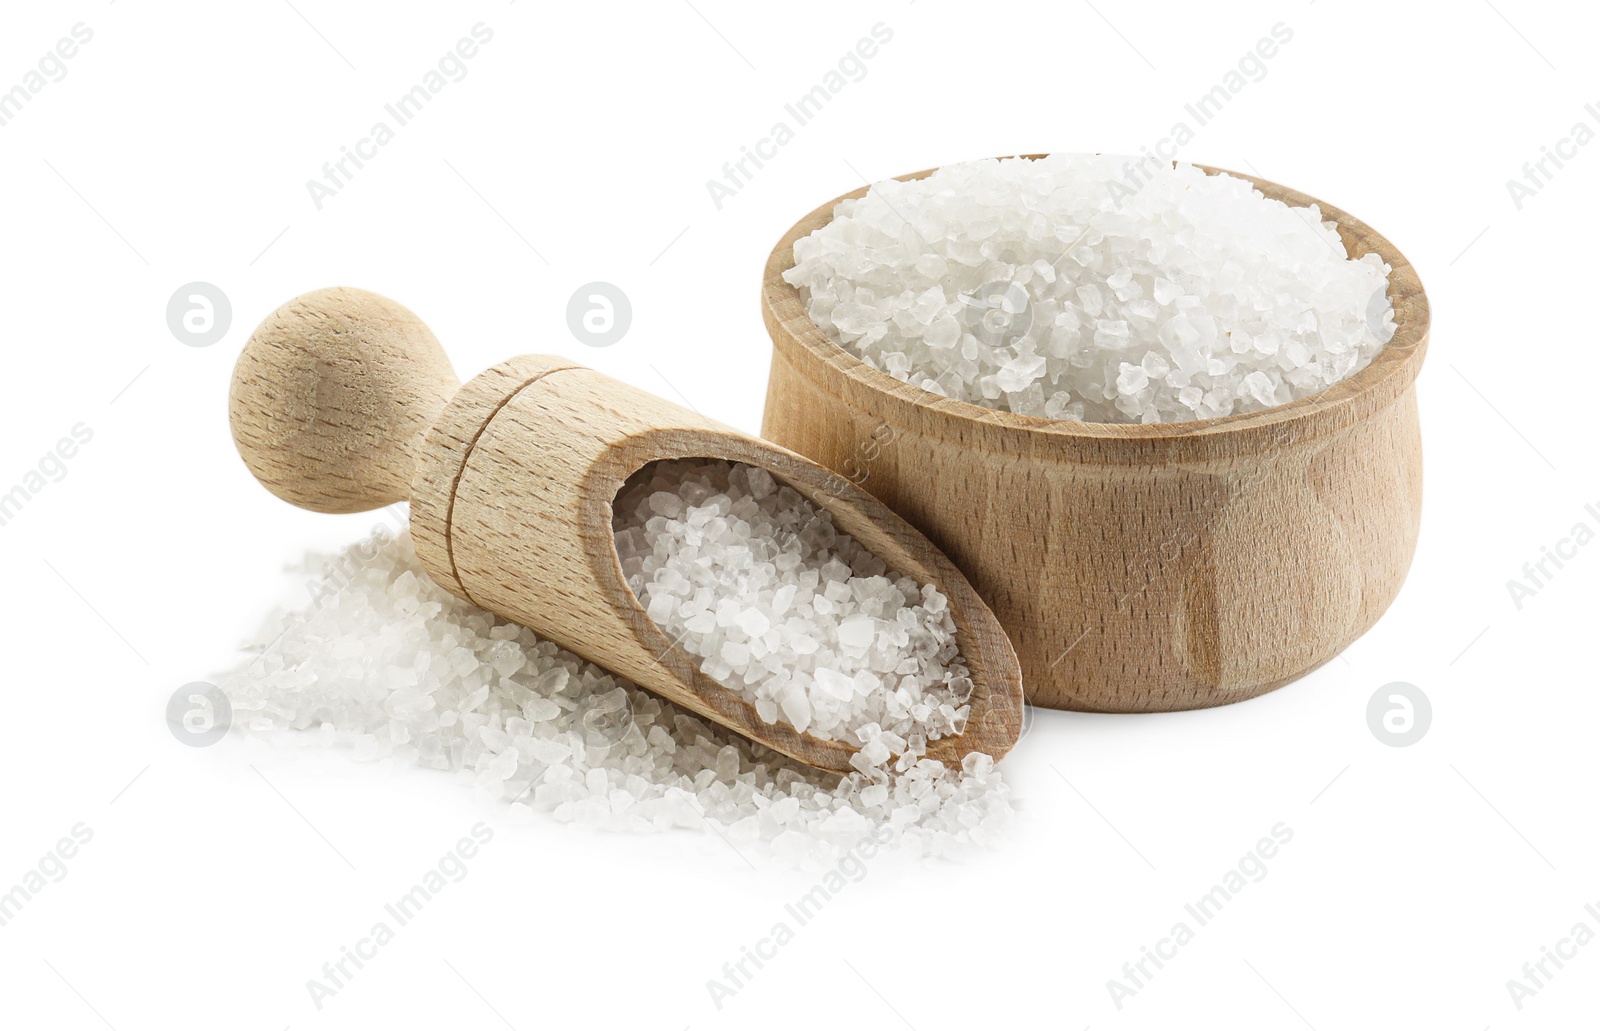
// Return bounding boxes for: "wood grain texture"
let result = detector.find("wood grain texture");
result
[229,287,460,514]
[411,358,1024,773]
[760,160,1430,713]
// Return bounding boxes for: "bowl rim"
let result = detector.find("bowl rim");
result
[762,156,1430,449]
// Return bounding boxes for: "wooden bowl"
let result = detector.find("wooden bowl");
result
[761,161,1430,712]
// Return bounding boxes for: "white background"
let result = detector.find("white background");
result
[0,1,1595,1028]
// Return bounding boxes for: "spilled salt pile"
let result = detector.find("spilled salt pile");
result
[784,154,1396,424]
[613,459,970,762]
[216,528,1011,862]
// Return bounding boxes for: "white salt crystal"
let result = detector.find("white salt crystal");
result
[925,315,960,349]
[996,354,1047,393]
[961,752,995,777]
[859,737,891,766]
[646,592,676,622]
[1141,352,1171,379]
[813,668,854,700]
[911,286,945,324]
[1116,363,1149,394]
[836,614,877,652]
[745,466,776,498]
[614,459,971,754]
[784,154,1395,423]
[1241,370,1278,407]
[488,749,518,781]
[778,682,812,734]
[524,698,560,722]
[219,524,1011,864]
[648,493,683,518]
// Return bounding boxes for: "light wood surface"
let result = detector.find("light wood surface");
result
[230,293,1025,773]
[761,160,1431,713]
[228,287,460,514]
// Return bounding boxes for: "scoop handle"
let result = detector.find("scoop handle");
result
[228,287,461,514]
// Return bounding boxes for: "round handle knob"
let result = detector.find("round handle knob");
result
[228,287,461,513]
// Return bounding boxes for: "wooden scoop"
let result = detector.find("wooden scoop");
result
[228,287,1025,773]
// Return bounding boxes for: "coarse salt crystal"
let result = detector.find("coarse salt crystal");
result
[218,522,1009,863]
[784,154,1394,425]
